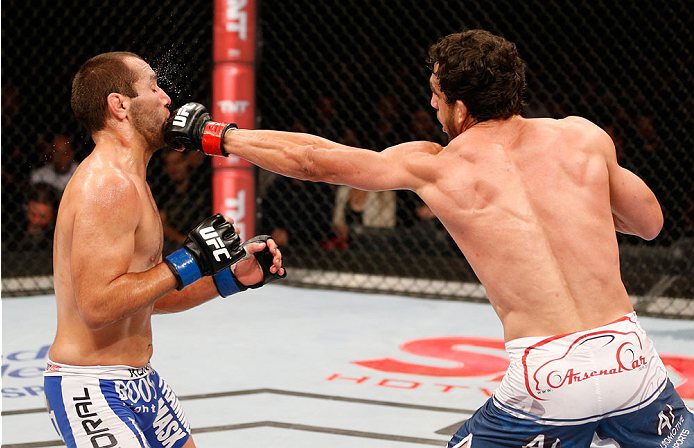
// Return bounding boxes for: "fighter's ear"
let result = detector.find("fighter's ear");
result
[106,92,128,121]
[455,99,468,122]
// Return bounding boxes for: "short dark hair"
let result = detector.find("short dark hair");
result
[71,51,143,134]
[428,29,526,122]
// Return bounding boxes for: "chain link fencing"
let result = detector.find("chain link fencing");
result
[2,0,692,318]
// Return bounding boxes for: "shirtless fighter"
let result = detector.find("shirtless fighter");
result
[44,51,285,448]
[164,29,693,447]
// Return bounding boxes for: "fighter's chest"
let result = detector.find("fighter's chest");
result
[134,191,164,267]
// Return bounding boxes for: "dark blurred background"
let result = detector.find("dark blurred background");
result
[2,1,692,316]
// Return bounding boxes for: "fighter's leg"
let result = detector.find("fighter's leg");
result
[44,375,149,447]
[448,399,596,448]
[595,380,694,447]
[141,372,193,448]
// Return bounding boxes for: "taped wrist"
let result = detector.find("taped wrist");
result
[201,121,237,157]
[164,249,203,290]
[212,267,247,298]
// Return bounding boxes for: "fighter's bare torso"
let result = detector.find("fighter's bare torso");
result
[226,115,637,342]
[411,116,633,340]
[50,144,164,366]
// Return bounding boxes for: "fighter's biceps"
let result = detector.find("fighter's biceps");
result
[72,226,134,282]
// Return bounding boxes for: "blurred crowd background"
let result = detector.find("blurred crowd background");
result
[1,0,692,316]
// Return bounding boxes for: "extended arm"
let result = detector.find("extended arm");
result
[224,129,438,192]
[164,102,443,192]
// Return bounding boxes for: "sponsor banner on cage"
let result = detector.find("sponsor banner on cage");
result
[212,63,255,170]
[213,0,256,62]
[212,169,255,241]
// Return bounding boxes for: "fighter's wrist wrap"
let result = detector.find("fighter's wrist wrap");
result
[212,267,244,297]
[165,249,203,290]
[212,235,287,297]
[164,213,244,290]
[201,121,237,157]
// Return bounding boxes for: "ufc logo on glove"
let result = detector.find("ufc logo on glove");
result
[200,226,232,262]
[163,102,237,156]
[172,104,196,127]
[164,214,245,290]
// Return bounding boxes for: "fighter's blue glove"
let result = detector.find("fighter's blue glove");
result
[164,214,246,290]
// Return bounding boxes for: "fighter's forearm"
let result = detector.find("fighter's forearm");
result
[612,206,663,240]
[609,167,663,241]
[77,263,178,329]
[223,129,348,182]
[166,103,365,184]
[153,276,220,314]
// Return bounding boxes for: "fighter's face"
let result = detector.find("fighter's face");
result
[127,58,171,148]
[429,68,459,140]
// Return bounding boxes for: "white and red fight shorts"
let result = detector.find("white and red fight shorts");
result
[448,313,694,447]
[496,312,667,423]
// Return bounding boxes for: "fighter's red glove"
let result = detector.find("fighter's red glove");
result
[163,102,236,157]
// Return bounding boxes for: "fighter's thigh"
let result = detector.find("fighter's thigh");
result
[44,376,149,448]
[448,435,470,448]
[448,399,595,448]
[596,380,694,447]
[141,372,192,448]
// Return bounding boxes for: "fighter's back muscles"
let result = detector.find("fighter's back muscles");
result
[226,129,444,192]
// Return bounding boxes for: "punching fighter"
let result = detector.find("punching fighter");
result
[163,29,694,447]
[44,51,285,448]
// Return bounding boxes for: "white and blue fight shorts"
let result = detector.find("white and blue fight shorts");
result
[448,313,694,447]
[44,360,191,448]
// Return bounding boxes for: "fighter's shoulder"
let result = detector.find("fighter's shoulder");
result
[558,116,609,138]
[69,160,140,212]
[555,116,613,149]
[385,140,444,157]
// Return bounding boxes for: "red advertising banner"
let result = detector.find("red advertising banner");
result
[212,0,256,239]
[211,64,255,140]
[212,167,255,241]
[213,0,256,63]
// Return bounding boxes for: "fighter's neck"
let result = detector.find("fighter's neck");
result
[466,114,523,131]
[91,131,155,177]
[448,115,526,149]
